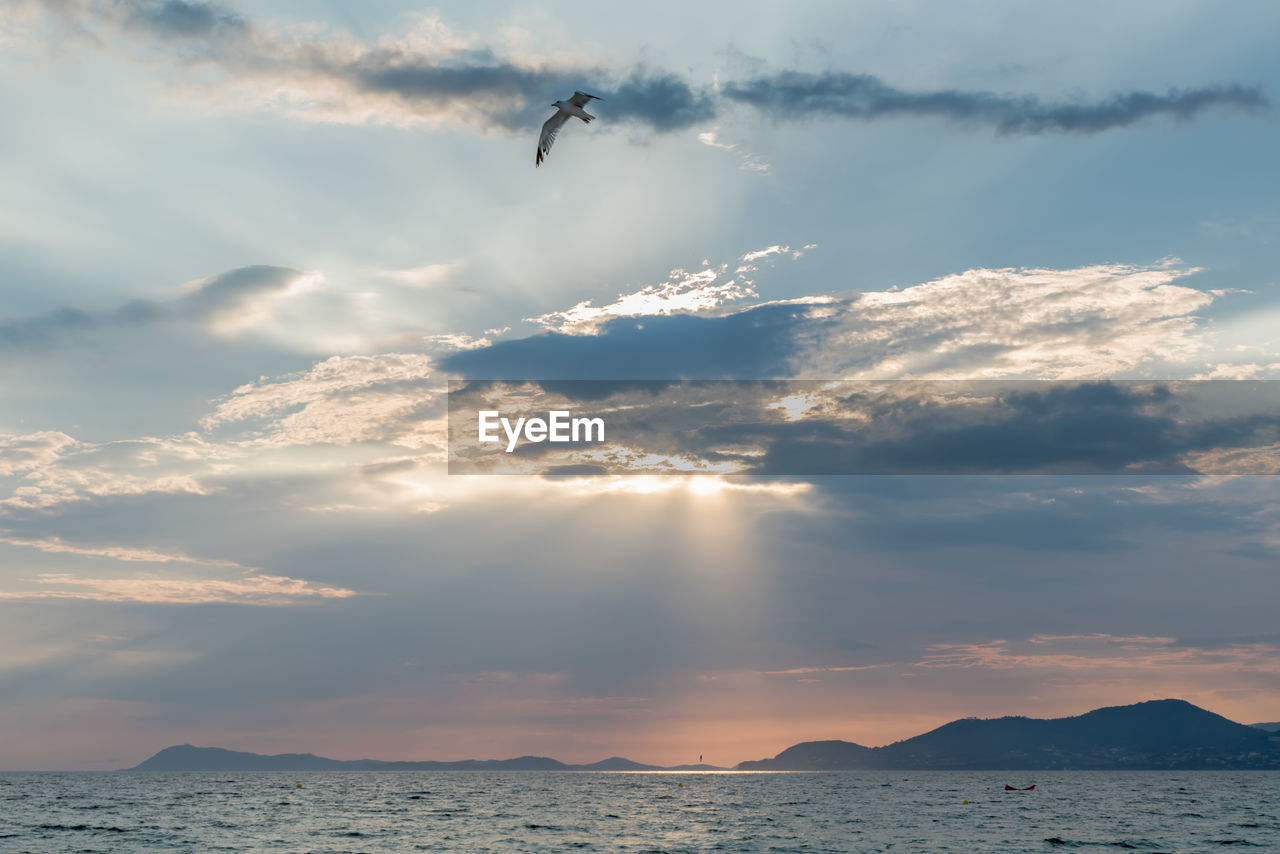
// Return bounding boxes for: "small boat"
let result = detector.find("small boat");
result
[1004,784,1036,791]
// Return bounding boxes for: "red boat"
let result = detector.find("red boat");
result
[1004,784,1036,791]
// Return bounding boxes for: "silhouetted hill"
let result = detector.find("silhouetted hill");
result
[126,745,718,772]
[575,757,661,771]
[1252,722,1280,733]
[133,746,346,772]
[129,700,1276,772]
[738,740,874,771]
[737,700,1280,770]
[130,746,572,772]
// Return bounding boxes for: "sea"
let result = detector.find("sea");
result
[1,770,1277,853]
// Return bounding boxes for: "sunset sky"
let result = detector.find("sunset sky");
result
[3,0,1280,770]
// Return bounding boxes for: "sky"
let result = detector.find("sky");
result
[2,0,1280,770]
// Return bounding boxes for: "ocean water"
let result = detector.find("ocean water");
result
[1,770,1277,853]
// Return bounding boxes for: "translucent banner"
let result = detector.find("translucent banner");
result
[447,380,1280,475]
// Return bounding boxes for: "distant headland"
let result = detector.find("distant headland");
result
[127,747,722,773]
[125,699,1280,772]
[736,699,1280,770]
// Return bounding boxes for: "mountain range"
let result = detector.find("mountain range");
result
[736,699,1280,770]
[129,745,722,772]
[125,699,1280,772]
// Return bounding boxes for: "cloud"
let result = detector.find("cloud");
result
[720,71,1268,133]
[785,262,1216,379]
[0,308,95,349]
[739,245,807,264]
[27,2,714,134]
[0,571,357,604]
[697,129,769,173]
[343,60,713,132]
[119,0,247,39]
[20,3,1265,140]
[0,532,255,570]
[445,305,816,380]
[378,262,463,290]
[525,265,754,336]
[761,663,893,675]
[0,262,488,355]
[174,264,310,329]
[440,254,1280,478]
[743,381,1280,476]
[600,70,716,132]
[446,261,1216,382]
[446,378,1280,476]
[0,432,78,475]
[917,634,1280,674]
[0,530,355,606]
[0,265,307,351]
[201,353,443,449]
[525,245,817,336]
[0,432,227,512]
[1,355,447,517]
[2,257,1245,513]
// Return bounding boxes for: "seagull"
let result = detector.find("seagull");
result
[536,91,602,166]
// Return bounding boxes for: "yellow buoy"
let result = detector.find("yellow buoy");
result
[296,783,302,788]
[962,799,968,804]
[677,782,683,787]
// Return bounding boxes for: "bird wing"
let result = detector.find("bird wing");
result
[570,91,602,107]
[536,111,570,166]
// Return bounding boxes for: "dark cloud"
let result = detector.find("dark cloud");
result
[0,307,95,349]
[174,264,301,318]
[743,382,1192,475]
[0,265,301,350]
[719,71,1268,133]
[442,303,825,380]
[64,2,1265,139]
[796,472,1271,557]
[599,71,717,131]
[712,382,1280,475]
[120,0,247,39]
[328,54,715,132]
[532,380,678,401]
[541,464,609,476]
[342,49,580,130]
[447,379,1280,475]
[98,2,717,135]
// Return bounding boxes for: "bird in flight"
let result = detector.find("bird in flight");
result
[537,91,602,166]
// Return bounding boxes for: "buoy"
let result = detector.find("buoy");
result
[963,799,969,805]
[296,783,302,788]
[677,782,683,787]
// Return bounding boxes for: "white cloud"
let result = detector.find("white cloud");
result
[0,432,239,513]
[697,129,770,173]
[0,432,78,476]
[525,262,763,335]
[0,257,1245,516]
[202,353,444,450]
[0,571,358,605]
[916,634,1280,675]
[1190,362,1280,380]
[378,262,463,290]
[802,263,1215,379]
[20,4,568,132]
[0,533,255,570]
[739,245,793,263]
